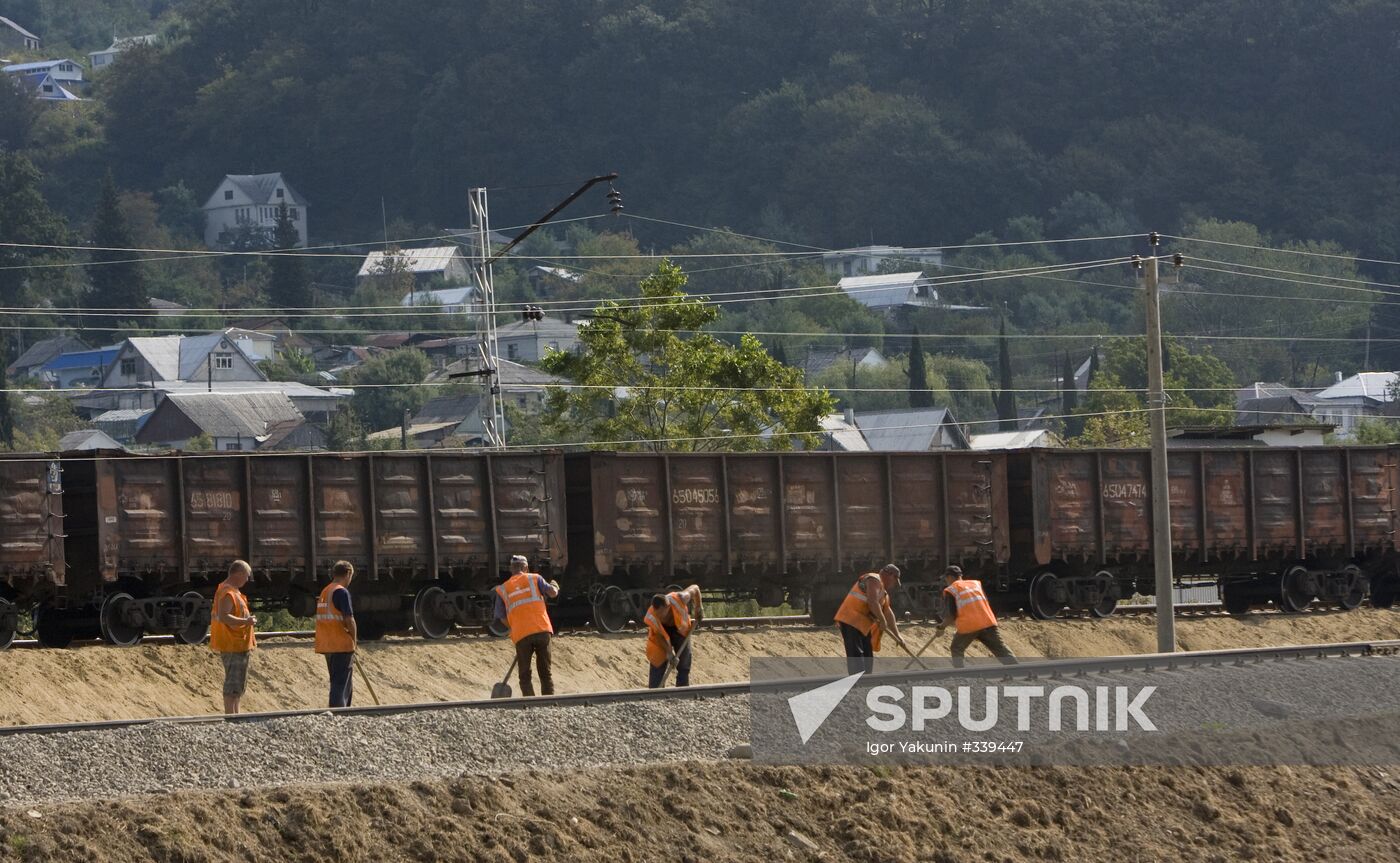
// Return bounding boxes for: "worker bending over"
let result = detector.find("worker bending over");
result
[645,584,702,688]
[494,555,560,697]
[834,564,907,673]
[936,565,1016,668]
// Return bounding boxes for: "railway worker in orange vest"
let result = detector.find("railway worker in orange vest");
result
[834,564,907,674]
[645,584,703,688]
[314,560,359,707]
[493,555,560,696]
[937,565,1016,668]
[211,559,257,715]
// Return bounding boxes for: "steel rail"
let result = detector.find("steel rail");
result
[1,639,1395,739]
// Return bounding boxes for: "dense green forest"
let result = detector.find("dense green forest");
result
[1,0,1397,428]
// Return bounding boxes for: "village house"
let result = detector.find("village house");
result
[89,34,157,72]
[0,16,40,53]
[3,58,81,85]
[6,335,88,380]
[822,245,944,278]
[496,317,580,363]
[396,286,483,318]
[134,391,306,451]
[202,173,308,249]
[357,246,471,287]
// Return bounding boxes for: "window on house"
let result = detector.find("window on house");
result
[224,442,241,451]
[42,84,52,93]
[276,188,284,198]
[507,343,519,360]
[290,207,299,220]
[213,354,234,370]
[517,397,528,408]
[224,190,233,201]
[120,358,137,376]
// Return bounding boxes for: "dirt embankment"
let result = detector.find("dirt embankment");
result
[1,609,1397,726]
[1,762,1397,863]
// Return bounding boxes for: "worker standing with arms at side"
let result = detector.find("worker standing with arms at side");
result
[936,565,1016,668]
[493,554,560,697]
[834,564,907,674]
[645,584,702,688]
[315,560,358,707]
[211,559,257,715]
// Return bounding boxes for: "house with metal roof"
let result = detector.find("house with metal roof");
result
[14,70,81,100]
[969,429,1062,450]
[397,286,483,318]
[39,346,120,388]
[798,346,887,378]
[851,407,970,451]
[1310,372,1397,438]
[496,317,580,363]
[89,34,157,72]
[822,245,944,278]
[0,16,40,52]
[134,391,305,451]
[58,428,124,452]
[202,173,308,248]
[3,58,82,84]
[358,246,471,285]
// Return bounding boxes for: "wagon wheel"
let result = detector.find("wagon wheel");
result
[173,591,210,645]
[99,593,144,647]
[1277,566,1314,613]
[0,599,16,651]
[1336,566,1365,611]
[1027,571,1064,620]
[1221,583,1252,616]
[413,585,455,640]
[34,605,73,649]
[1089,593,1117,619]
[592,585,631,633]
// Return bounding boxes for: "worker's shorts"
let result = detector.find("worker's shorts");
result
[220,651,251,696]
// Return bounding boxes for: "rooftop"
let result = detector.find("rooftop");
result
[359,246,466,278]
[1315,372,1398,402]
[158,392,303,440]
[853,407,968,451]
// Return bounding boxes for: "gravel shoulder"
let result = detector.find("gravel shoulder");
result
[1,762,1398,863]
[0,609,1396,727]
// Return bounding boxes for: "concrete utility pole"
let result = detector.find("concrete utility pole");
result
[1142,234,1176,653]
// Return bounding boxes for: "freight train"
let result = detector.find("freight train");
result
[0,445,1395,649]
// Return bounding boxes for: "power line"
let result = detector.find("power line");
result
[1165,233,1400,271]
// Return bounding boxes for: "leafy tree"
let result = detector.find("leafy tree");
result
[259,347,317,384]
[184,432,214,452]
[1350,418,1400,446]
[347,348,432,432]
[926,354,996,420]
[268,202,310,313]
[326,405,366,451]
[8,390,83,451]
[1071,338,1237,446]
[87,172,149,336]
[0,76,40,150]
[908,329,934,409]
[815,359,935,414]
[0,151,70,322]
[354,246,414,311]
[539,261,835,451]
[996,317,1017,431]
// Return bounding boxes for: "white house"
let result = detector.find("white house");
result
[358,246,470,286]
[837,272,945,310]
[1310,371,1397,437]
[3,59,82,84]
[398,286,483,318]
[89,34,157,71]
[13,70,80,100]
[0,16,40,52]
[823,245,944,278]
[202,173,308,249]
[496,316,580,363]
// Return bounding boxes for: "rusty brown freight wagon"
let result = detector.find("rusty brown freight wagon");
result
[1007,447,1399,618]
[36,451,565,647]
[565,451,1010,629]
[0,454,64,648]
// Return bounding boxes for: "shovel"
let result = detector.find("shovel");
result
[905,625,947,670]
[491,655,519,699]
[660,630,694,688]
[354,655,382,706]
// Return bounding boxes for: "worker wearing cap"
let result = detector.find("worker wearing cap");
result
[935,565,1015,668]
[833,564,907,673]
[210,559,257,715]
[645,584,703,688]
[315,560,358,707]
[493,555,560,696]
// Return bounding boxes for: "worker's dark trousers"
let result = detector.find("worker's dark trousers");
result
[325,652,354,708]
[839,622,874,675]
[515,631,553,696]
[949,626,1016,668]
[648,626,692,688]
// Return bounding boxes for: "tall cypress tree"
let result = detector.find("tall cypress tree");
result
[87,172,148,337]
[996,317,1017,431]
[269,202,310,314]
[908,327,934,408]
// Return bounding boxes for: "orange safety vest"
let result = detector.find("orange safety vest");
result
[209,583,255,654]
[834,574,891,648]
[494,573,554,644]
[944,579,997,634]
[644,592,693,668]
[314,582,356,654]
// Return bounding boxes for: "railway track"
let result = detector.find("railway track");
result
[2,638,1394,738]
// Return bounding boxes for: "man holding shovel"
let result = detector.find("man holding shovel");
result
[492,555,560,697]
[645,584,702,688]
[834,564,909,674]
[928,565,1016,668]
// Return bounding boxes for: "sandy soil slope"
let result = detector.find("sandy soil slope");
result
[0,609,1395,726]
